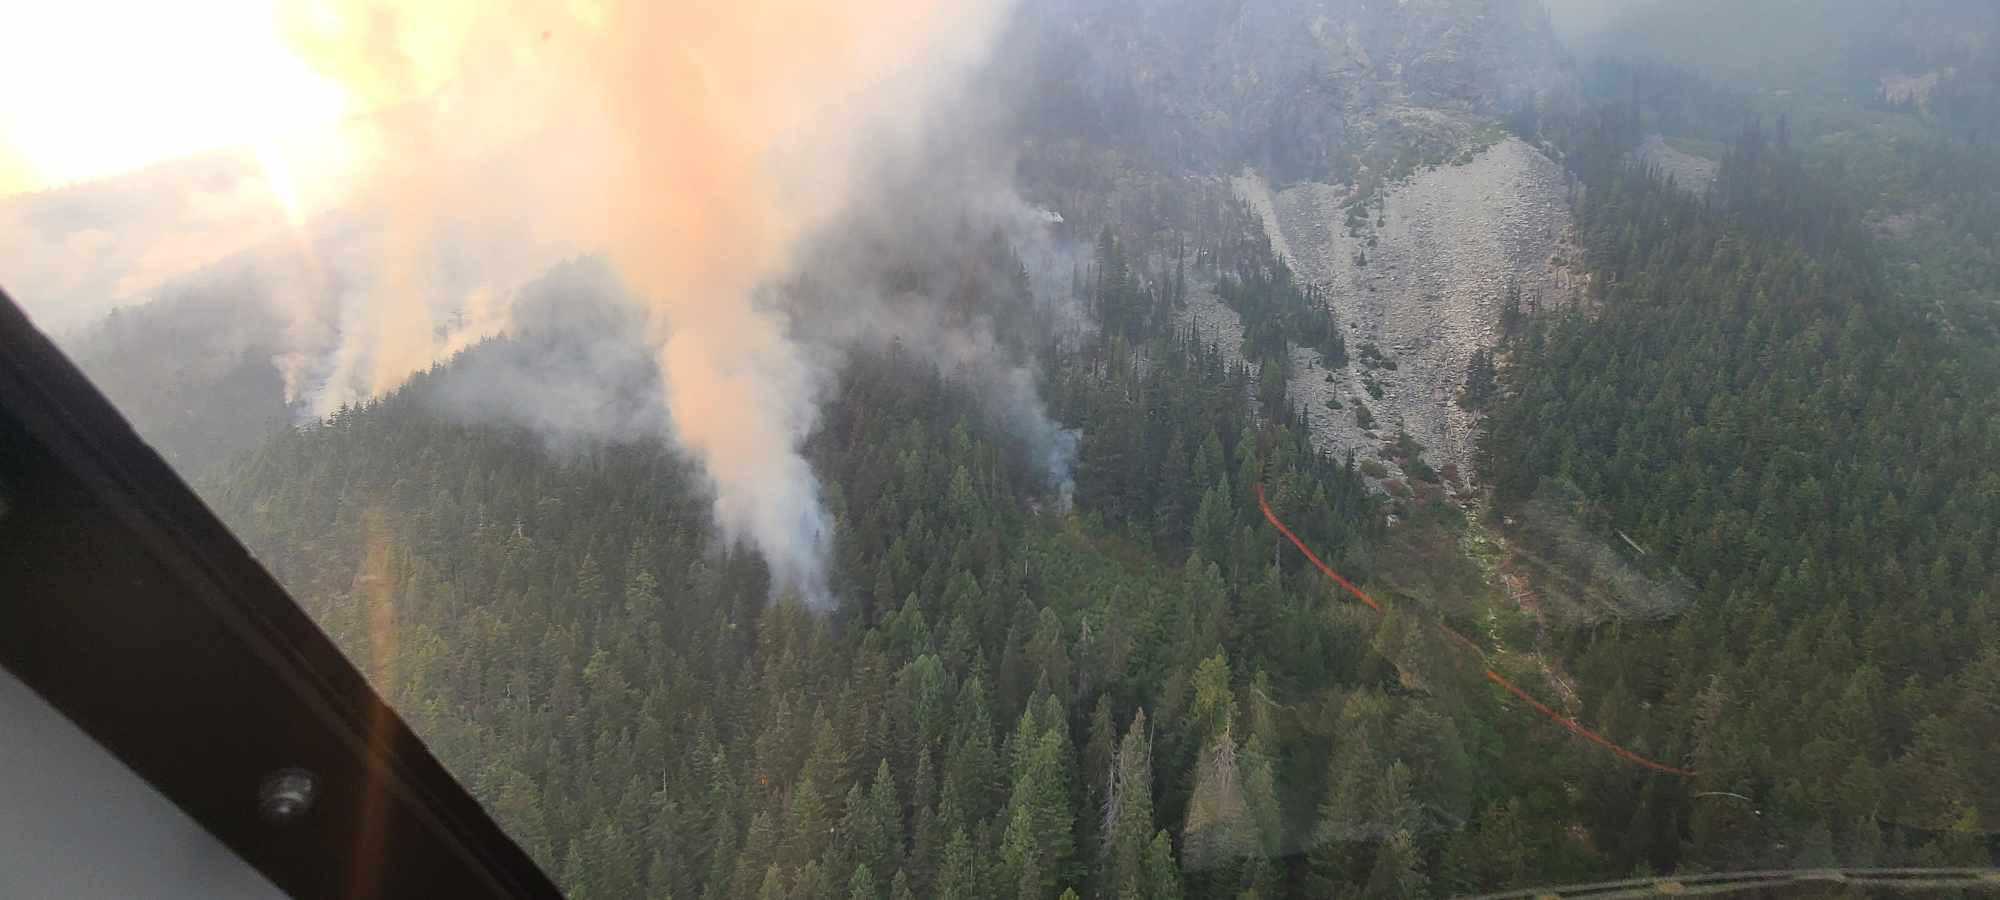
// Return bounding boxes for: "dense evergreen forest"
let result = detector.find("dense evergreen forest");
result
[208,231,1435,899]
[63,285,291,476]
[1484,73,2000,873]
[178,56,2000,900]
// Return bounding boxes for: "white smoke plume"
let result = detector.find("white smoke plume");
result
[277,0,1014,602]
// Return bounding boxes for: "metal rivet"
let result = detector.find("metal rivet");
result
[258,768,317,825]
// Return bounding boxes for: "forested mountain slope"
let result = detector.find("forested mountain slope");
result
[204,243,1447,898]
[1480,88,2000,870]
[1008,0,1564,184]
[39,0,2000,895]
[200,92,2000,888]
[60,284,291,476]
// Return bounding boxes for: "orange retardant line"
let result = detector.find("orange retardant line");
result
[1252,483,1694,777]
[1253,483,1382,612]
[1482,668,1697,776]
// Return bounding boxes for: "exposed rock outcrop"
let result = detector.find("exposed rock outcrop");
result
[1227,137,1581,490]
[1635,134,1718,197]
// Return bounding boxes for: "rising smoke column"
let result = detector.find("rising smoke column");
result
[282,0,1011,601]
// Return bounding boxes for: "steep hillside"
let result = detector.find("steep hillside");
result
[1001,0,1582,491]
[60,287,292,477]
[1009,0,1566,184]
[1482,81,2000,869]
[204,305,1408,900]
[1553,0,1996,92]
[1635,134,1719,196]
[1231,138,1581,487]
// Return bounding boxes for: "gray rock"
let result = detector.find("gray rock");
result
[1229,138,1584,490]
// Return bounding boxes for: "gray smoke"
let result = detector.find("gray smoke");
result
[781,127,1088,499]
[16,0,1088,607]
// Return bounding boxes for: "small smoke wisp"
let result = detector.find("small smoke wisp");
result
[778,127,1088,506]
[282,0,1013,602]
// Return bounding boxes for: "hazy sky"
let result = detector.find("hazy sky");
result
[0,151,289,333]
[0,0,344,193]
[1540,0,1654,48]
[0,0,367,331]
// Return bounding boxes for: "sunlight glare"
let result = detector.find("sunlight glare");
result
[0,0,349,192]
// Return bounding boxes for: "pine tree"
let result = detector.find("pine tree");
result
[734,813,778,900]
[1459,349,1497,411]
[784,777,833,869]
[908,752,941,895]
[755,865,786,900]
[1182,654,1256,875]
[938,828,984,900]
[847,864,879,900]
[1001,721,1076,898]
[851,761,901,883]
[1025,609,1073,709]
[1142,831,1184,900]
[1104,711,1156,895]
[795,861,834,900]
[1191,483,1232,574]
[1082,696,1117,852]
[1364,830,1427,899]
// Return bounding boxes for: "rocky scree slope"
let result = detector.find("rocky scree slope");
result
[1226,138,1582,494]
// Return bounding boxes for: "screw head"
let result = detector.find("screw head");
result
[258,768,317,825]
